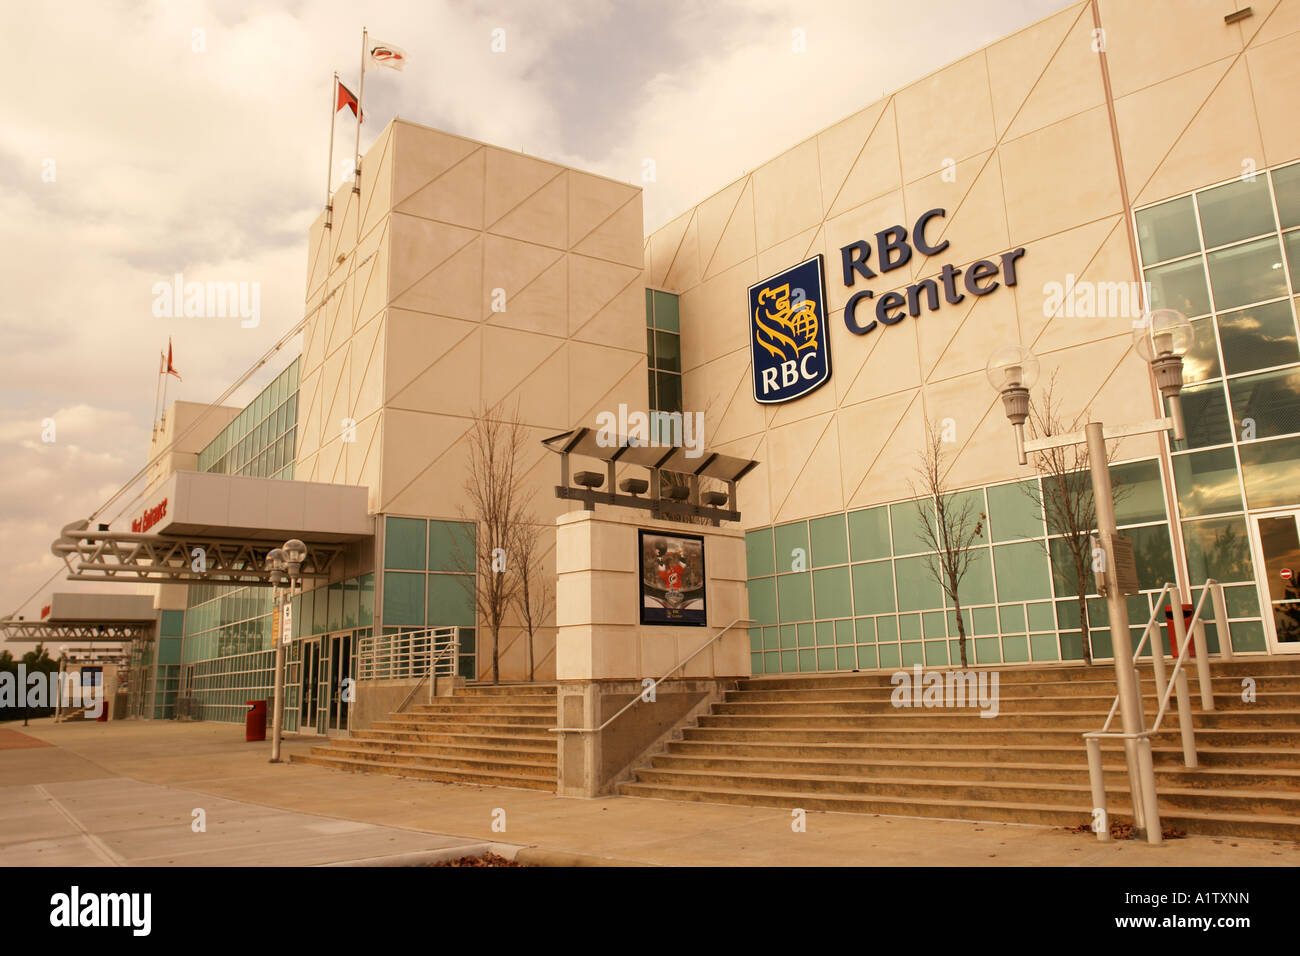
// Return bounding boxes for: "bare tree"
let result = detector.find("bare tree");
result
[911,420,986,669]
[458,401,529,684]
[508,516,553,682]
[1022,374,1125,666]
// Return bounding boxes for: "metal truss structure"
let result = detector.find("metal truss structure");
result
[50,520,347,587]
[1,620,150,645]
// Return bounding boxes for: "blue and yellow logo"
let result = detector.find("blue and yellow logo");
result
[748,255,831,404]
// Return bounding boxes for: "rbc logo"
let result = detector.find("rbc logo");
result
[748,255,832,404]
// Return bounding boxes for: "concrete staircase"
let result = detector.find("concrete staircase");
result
[291,683,557,791]
[619,658,1300,841]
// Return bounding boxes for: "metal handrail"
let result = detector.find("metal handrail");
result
[1082,579,1228,843]
[356,626,460,713]
[549,617,755,734]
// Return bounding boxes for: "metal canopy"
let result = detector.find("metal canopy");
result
[542,426,759,525]
[50,519,347,587]
[542,428,759,482]
[2,620,151,644]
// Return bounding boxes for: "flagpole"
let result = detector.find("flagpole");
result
[325,71,338,229]
[353,26,366,195]
[152,351,164,435]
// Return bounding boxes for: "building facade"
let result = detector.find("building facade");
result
[129,0,1300,727]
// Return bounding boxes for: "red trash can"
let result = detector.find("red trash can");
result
[1164,604,1196,657]
[245,700,267,741]
[96,702,108,722]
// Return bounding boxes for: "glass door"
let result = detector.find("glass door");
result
[1251,510,1300,653]
[299,638,321,733]
[326,631,354,733]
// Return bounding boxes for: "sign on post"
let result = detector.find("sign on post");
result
[281,603,293,645]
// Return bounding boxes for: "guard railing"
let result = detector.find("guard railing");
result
[1082,579,1230,843]
[357,626,460,711]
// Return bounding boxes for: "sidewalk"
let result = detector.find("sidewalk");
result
[2,719,1297,866]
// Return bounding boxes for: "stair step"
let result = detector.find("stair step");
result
[291,752,555,791]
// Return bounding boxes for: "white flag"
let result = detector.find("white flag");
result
[369,40,408,71]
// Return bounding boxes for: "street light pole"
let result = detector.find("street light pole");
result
[270,539,307,764]
[267,548,287,763]
[986,310,1193,846]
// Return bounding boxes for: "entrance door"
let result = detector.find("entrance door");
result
[1251,510,1300,653]
[326,632,353,733]
[299,638,321,733]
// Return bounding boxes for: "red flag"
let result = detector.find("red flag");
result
[335,79,362,121]
[40,604,50,620]
[166,338,182,381]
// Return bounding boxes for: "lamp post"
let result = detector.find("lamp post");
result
[269,539,307,762]
[985,310,1192,846]
[266,547,287,762]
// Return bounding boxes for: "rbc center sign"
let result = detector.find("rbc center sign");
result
[748,255,832,404]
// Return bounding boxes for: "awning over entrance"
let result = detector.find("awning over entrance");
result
[2,593,156,645]
[49,471,372,588]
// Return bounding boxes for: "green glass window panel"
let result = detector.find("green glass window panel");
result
[343,579,359,628]
[299,589,314,633]
[1172,446,1242,516]
[161,610,185,637]
[954,548,995,607]
[1198,175,1277,248]
[816,647,837,671]
[781,650,798,671]
[1228,619,1266,652]
[851,561,895,615]
[1002,635,1029,663]
[1060,632,1087,661]
[993,541,1052,602]
[836,619,856,644]
[809,514,849,567]
[891,500,933,556]
[876,615,898,642]
[645,289,654,326]
[774,522,809,574]
[327,583,343,631]
[855,617,876,643]
[764,651,780,672]
[777,573,813,621]
[781,624,800,648]
[313,586,329,634]
[923,611,948,638]
[1284,235,1300,293]
[647,373,656,409]
[1127,593,1152,625]
[1207,237,1288,310]
[877,642,901,668]
[1183,516,1255,582]
[1128,524,1177,590]
[856,645,878,669]
[951,490,987,544]
[986,480,1041,542]
[761,626,779,650]
[646,328,655,366]
[1171,381,1232,450]
[947,609,970,637]
[1238,436,1300,509]
[654,372,681,412]
[848,506,891,560]
[816,621,836,646]
[745,529,775,577]
[999,604,1026,634]
[1273,163,1300,229]
[895,555,942,611]
[652,291,679,332]
[1136,196,1200,264]
[750,652,764,674]
[384,517,427,570]
[836,646,857,669]
[654,331,680,373]
[901,642,924,666]
[973,637,1001,664]
[924,641,949,666]
[1030,633,1060,661]
[1145,257,1210,317]
[1049,536,1093,600]
[813,566,852,618]
[899,613,921,639]
[1217,300,1299,375]
[746,577,777,626]
[1027,601,1055,631]
[428,520,475,572]
[798,622,816,647]
[1230,368,1300,441]
[382,572,425,625]
[427,574,474,627]
[359,573,374,626]
[1112,459,1166,525]
[972,606,998,636]
[1225,584,1260,618]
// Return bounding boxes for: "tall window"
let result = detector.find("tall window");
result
[646,289,681,414]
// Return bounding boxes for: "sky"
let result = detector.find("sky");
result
[0,0,1073,625]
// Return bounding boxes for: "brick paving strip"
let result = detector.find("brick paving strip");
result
[0,728,54,750]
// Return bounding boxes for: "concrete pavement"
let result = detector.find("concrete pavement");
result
[2,719,1298,866]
